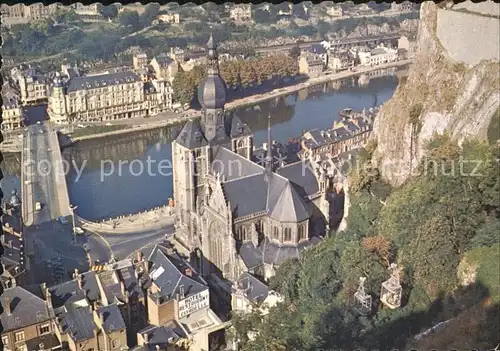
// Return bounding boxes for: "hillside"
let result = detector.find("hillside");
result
[371,1,500,187]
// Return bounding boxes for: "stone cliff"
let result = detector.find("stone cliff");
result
[371,1,500,187]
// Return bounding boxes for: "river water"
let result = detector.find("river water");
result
[0,69,404,220]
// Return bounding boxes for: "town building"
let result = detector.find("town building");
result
[10,66,51,105]
[133,52,149,70]
[299,52,325,78]
[70,3,103,19]
[327,6,343,17]
[1,286,61,351]
[48,69,173,124]
[229,4,252,22]
[156,13,180,24]
[1,194,28,289]
[138,244,225,351]
[150,54,179,83]
[1,3,60,21]
[299,107,377,160]
[391,1,415,12]
[328,52,356,72]
[305,44,329,67]
[357,46,398,67]
[1,84,24,130]
[231,272,283,315]
[172,35,336,289]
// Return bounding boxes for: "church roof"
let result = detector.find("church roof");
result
[269,181,310,222]
[197,74,227,110]
[175,119,208,149]
[230,115,252,138]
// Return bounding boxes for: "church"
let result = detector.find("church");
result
[172,35,338,282]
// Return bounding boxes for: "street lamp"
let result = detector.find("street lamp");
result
[69,205,78,242]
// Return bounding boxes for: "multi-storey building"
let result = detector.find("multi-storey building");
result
[299,52,325,78]
[150,54,179,83]
[1,3,60,21]
[299,107,377,160]
[327,5,343,17]
[357,46,398,66]
[172,35,336,287]
[1,85,24,130]
[70,3,103,18]
[156,13,180,24]
[133,52,149,70]
[11,66,51,105]
[229,4,252,22]
[328,52,356,72]
[48,70,173,124]
[391,1,415,12]
[138,244,224,351]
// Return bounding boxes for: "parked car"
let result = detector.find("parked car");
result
[74,227,85,235]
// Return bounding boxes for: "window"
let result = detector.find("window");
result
[298,225,306,241]
[242,227,247,241]
[284,228,292,242]
[272,227,279,240]
[14,331,25,342]
[39,323,50,335]
[112,339,121,348]
[2,336,8,347]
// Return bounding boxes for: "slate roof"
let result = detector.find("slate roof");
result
[147,245,207,302]
[97,270,127,303]
[238,242,264,269]
[25,334,61,350]
[98,304,126,334]
[58,306,96,342]
[66,71,141,93]
[235,272,269,304]
[26,334,61,350]
[307,43,327,55]
[1,233,23,269]
[2,86,21,109]
[153,54,174,67]
[270,181,310,222]
[211,145,264,181]
[198,74,227,110]
[229,114,252,138]
[138,321,186,349]
[175,119,208,149]
[277,160,319,197]
[1,286,52,332]
[48,280,86,310]
[259,236,322,265]
[80,271,101,302]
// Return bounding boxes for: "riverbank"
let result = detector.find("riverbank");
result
[62,59,411,145]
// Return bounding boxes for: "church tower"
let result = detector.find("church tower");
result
[197,33,229,144]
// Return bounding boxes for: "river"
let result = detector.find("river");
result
[0,69,403,220]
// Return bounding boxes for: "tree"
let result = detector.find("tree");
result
[141,3,160,26]
[100,4,118,19]
[289,45,301,60]
[118,10,141,30]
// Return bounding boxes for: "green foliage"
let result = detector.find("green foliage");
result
[487,107,500,145]
[118,10,141,30]
[234,135,500,350]
[464,244,500,303]
[100,5,118,19]
[141,3,160,26]
[172,54,299,106]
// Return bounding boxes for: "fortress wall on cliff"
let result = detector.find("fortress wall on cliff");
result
[436,8,500,66]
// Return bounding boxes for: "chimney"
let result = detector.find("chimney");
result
[45,288,53,309]
[137,251,143,262]
[4,296,12,315]
[185,268,192,277]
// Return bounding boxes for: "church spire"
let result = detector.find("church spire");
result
[207,32,219,76]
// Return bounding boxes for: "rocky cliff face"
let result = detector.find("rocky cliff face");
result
[371,1,500,187]
[342,19,419,38]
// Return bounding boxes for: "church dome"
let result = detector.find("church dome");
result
[197,33,227,110]
[197,75,227,110]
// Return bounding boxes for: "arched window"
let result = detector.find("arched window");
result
[272,226,279,240]
[284,228,292,242]
[242,227,247,241]
[298,225,306,241]
[238,140,244,148]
